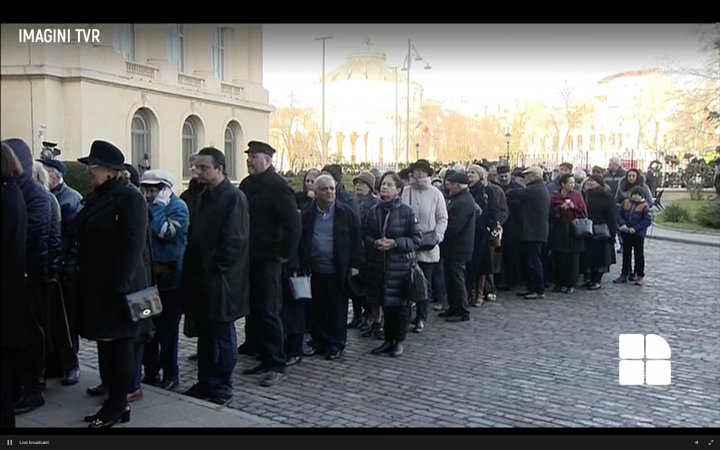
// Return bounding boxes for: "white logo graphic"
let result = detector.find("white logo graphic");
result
[618,334,671,385]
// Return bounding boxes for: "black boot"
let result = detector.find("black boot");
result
[371,340,394,355]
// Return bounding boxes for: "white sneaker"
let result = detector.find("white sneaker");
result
[486,293,497,302]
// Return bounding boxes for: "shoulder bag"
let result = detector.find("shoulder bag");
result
[125,228,162,322]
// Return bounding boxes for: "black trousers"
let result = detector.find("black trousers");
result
[143,288,182,380]
[553,251,580,288]
[384,304,409,343]
[522,241,545,295]
[415,262,438,322]
[309,273,348,353]
[444,258,469,318]
[245,259,285,371]
[589,271,605,284]
[1,348,15,428]
[622,234,645,277]
[96,338,133,410]
[45,277,79,375]
[15,283,47,398]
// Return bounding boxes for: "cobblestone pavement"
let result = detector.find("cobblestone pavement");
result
[78,239,720,427]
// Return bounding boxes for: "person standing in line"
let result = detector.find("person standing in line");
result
[139,170,188,390]
[1,143,28,428]
[238,141,301,387]
[181,147,250,404]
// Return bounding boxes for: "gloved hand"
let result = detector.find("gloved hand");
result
[154,186,172,207]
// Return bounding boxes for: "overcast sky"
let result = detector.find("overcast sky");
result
[262,23,715,107]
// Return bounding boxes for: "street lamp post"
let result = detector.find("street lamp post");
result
[402,39,431,164]
[316,36,332,164]
[415,143,420,161]
[504,131,511,165]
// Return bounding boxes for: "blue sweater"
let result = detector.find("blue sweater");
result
[148,194,189,290]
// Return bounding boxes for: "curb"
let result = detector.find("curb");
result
[646,233,720,248]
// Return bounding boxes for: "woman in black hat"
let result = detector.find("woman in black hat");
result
[69,140,151,427]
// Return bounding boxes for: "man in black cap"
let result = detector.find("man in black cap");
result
[238,140,301,387]
[37,157,83,386]
[439,172,476,322]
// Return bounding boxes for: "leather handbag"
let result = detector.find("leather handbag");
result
[407,254,428,304]
[417,231,439,251]
[489,223,503,248]
[125,285,162,322]
[592,223,611,240]
[288,273,312,301]
[570,217,593,238]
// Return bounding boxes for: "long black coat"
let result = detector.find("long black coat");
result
[468,183,498,276]
[182,177,250,322]
[582,188,617,272]
[299,200,363,292]
[70,177,150,341]
[1,180,27,349]
[441,188,476,262]
[239,166,301,261]
[363,198,421,308]
[506,179,550,243]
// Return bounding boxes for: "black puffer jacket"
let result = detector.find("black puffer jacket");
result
[3,138,50,281]
[363,197,421,308]
[441,188,476,262]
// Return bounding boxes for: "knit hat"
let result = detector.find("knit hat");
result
[588,174,605,187]
[446,172,469,184]
[352,171,376,191]
[630,186,646,198]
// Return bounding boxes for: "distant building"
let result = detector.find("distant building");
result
[1,24,272,184]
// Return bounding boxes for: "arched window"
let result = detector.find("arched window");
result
[224,126,236,179]
[131,111,151,174]
[182,120,197,179]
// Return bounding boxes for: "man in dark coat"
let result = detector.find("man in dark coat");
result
[238,141,301,387]
[181,147,249,405]
[507,166,550,299]
[299,175,363,360]
[3,138,51,415]
[493,165,524,290]
[1,143,28,428]
[439,172,476,322]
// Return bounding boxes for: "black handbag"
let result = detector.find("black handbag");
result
[407,254,428,303]
[125,228,162,322]
[592,223,611,240]
[417,231,439,251]
[409,189,439,251]
[125,285,163,322]
[570,217,593,238]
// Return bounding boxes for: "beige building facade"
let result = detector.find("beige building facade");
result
[1,23,273,185]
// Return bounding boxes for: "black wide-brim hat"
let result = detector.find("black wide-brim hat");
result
[78,140,126,171]
[348,273,366,298]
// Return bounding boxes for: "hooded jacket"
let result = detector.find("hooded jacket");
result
[3,138,50,281]
[615,172,653,205]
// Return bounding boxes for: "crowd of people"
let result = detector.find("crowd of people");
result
[3,135,667,428]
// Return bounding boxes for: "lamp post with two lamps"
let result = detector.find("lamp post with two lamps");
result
[402,39,431,163]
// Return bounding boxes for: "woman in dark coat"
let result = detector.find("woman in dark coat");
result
[1,144,27,428]
[294,168,319,212]
[69,140,150,427]
[363,172,421,358]
[466,165,498,306]
[548,173,587,294]
[581,175,617,289]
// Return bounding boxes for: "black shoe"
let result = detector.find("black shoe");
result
[375,330,385,340]
[243,363,271,375]
[445,315,470,323]
[326,349,343,361]
[182,383,208,400]
[562,287,575,294]
[88,406,130,428]
[207,393,233,406]
[412,321,425,333]
[361,323,380,338]
[260,371,285,387]
[237,343,258,356]
[371,341,394,355]
[587,283,602,290]
[390,343,404,357]
[86,384,108,396]
[347,317,363,329]
[438,310,455,317]
[157,377,179,390]
[303,343,327,357]
[141,374,161,386]
[61,367,80,386]
[285,356,303,367]
[551,285,563,293]
[13,394,45,415]
[515,291,532,297]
